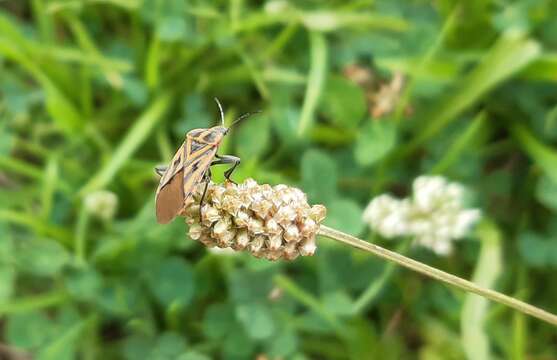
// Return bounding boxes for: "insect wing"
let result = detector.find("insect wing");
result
[155,143,186,224]
[180,130,220,207]
[156,168,186,224]
[155,127,226,224]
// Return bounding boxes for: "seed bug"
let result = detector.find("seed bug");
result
[155,98,256,224]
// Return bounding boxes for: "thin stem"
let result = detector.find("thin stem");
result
[0,291,68,315]
[352,237,412,314]
[317,225,557,327]
[274,274,345,335]
[74,204,90,265]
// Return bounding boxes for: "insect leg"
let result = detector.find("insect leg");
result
[212,155,241,184]
[198,168,212,222]
[155,165,168,177]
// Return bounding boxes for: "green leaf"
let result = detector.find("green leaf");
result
[0,225,14,263]
[123,335,156,360]
[301,149,338,204]
[16,239,70,276]
[461,221,502,360]
[0,266,15,302]
[44,83,84,134]
[203,303,238,340]
[149,332,187,360]
[177,352,211,360]
[535,175,557,211]
[324,199,365,236]
[95,280,143,316]
[146,257,195,307]
[236,302,275,340]
[6,311,52,350]
[38,314,91,360]
[511,121,557,184]
[176,94,212,136]
[354,121,397,166]
[320,75,366,129]
[157,17,188,42]
[228,269,274,303]
[405,29,541,153]
[518,231,557,267]
[267,328,298,358]
[80,92,173,195]
[123,76,148,106]
[64,267,103,302]
[222,327,255,359]
[0,126,14,155]
[431,112,487,174]
[322,291,355,317]
[235,114,271,160]
[301,11,408,32]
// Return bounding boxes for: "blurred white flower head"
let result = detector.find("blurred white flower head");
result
[363,176,481,256]
[84,190,118,221]
[264,0,289,14]
[362,195,411,239]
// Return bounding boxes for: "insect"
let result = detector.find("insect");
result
[155,98,254,224]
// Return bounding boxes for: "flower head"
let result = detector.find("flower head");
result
[182,179,326,261]
[363,176,481,255]
[362,195,411,238]
[84,190,118,221]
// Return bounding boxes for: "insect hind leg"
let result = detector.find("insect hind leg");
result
[212,155,241,184]
[198,168,212,222]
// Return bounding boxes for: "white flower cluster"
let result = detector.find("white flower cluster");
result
[362,176,481,255]
[84,190,118,221]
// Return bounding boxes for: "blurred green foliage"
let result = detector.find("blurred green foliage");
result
[1,0,557,359]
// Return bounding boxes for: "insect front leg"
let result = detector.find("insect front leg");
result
[198,168,212,222]
[212,154,241,184]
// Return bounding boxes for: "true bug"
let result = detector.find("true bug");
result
[155,98,253,224]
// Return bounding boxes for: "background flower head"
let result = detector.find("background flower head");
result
[363,176,481,255]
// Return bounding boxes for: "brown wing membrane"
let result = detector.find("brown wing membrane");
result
[156,168,185,224]
[156,142,185,196]
[156,142,185,224]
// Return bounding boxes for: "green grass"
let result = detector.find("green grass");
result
[1,0,557,359]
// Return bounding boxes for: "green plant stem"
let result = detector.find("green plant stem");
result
[0,155,71,193]
[74,204,90,264]
[317,225,557,327]
[0,209,72,244]
[298,31,327,135]
[274,274,345,335]
[0,291,68,315]
[80,92,173,195]
[351,237,411,314]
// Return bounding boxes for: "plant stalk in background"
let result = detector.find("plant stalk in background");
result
[317,225,557,327]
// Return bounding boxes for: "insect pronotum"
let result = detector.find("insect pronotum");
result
[155,98,255,224]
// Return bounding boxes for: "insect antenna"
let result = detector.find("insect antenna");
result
[214,97,225,126]
[230,110,262,127]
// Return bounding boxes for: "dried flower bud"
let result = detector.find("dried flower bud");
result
[234,229,250,250]
[188,223,203,240]
[234,210,250,227]
[201,205,220,225]
[283,225,300,242]
[299,239,317,256]
[183,179,327,261]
